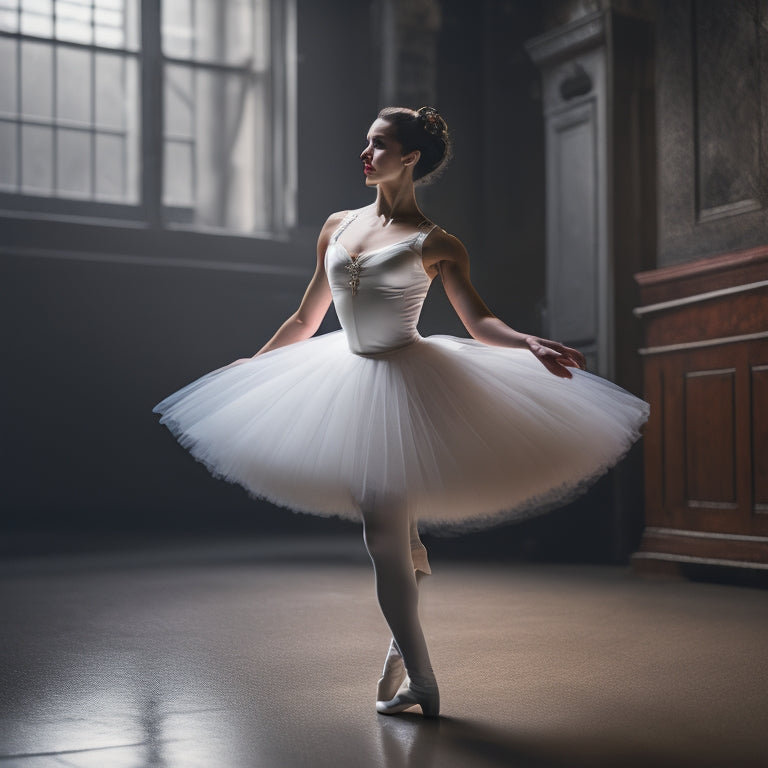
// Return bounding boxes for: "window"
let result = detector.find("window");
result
[0,1,141,204]
[0,0,295,235]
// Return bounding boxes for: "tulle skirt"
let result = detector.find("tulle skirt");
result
[153,331,649,531]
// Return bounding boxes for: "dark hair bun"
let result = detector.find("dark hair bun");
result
[378,106,452,185]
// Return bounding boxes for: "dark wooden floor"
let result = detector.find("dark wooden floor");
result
[1,536,766,768]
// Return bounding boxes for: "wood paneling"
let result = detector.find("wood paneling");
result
[635,528,768,571]
[641,287,768,349]
[684,368,736,507]
[752,365,768,512]
[633,248,768,571]
[635,245,768,305]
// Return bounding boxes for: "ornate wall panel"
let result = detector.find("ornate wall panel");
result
[657,0,768,265]
[694,0,763,221]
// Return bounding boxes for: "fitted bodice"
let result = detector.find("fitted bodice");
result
[325,212,435,355]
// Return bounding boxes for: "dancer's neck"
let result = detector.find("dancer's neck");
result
[374,182,421,227]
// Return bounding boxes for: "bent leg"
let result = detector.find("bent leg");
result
[410,517,431,575]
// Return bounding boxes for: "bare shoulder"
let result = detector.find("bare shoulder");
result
[422,227,469,275]
[316,210,349,255]
[320,210,349,239]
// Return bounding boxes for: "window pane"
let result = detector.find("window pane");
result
[123,0,138,49]
[57,126,90,196]
[95,131,123,200]
[57,45,91,124]
[0,121,18,189]
[0,37,17,113]
[15,0,136,48]
[55,0,92,44]
[163,65,268,232]
[21,123,53,193]
[21,41,52,119]
[94,1,123,48]
[195,0,253,66]
[21,0,53,37]
[162,0,266,69]
[95,52,124,129]
[162,0,192,59]
[0,0,20,33]
[164,139,193,206]
[2,0,141,207]
[123,57,139,202]
[164,63,193,138]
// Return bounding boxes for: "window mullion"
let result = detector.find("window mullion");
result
[140,0,163,227]
[52,35,58,193]
[269,0,281,231]
[15,32,22,190]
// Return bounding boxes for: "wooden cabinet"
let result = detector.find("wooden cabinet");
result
[633,246,768,572]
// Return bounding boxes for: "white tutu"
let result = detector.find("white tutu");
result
[154,330,648,531]
[154,211,649,531]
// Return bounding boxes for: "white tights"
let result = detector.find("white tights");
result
[361,495,435,688]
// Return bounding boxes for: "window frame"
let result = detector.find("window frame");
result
[0,0,296,237]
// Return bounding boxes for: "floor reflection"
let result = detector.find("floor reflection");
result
[139,696,167,768]
[376,715,441,768]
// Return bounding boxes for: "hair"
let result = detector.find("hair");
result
[377,106,452,185]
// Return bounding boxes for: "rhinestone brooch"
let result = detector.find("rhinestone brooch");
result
[345,256,362,295]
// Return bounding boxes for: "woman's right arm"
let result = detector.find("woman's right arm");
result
[250,211,345,357]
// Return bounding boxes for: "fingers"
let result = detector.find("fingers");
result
[567,348,587,370]
[540,356,573,379]
[526,336,579,378]
[533,348,572,379]
[565,346,586,370]
[559,353,585,369]
[540,358,572,378]
[547,343,586,370]
[535,339,586,371]
[527,338,560,359]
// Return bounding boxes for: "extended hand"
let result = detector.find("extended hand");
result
[524,336,586,379]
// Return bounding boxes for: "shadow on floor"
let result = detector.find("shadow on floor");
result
[375,714,756,768]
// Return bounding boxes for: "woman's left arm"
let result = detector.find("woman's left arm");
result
[425,231,586,379]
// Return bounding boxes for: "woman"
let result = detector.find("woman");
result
[154,106,649,718]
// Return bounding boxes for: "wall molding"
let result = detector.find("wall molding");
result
[634,279,768,317]
[0,246,309,277]
[639,330,768,356]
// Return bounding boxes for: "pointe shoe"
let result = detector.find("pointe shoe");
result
[375,679,440,718]
[376,639,407,702]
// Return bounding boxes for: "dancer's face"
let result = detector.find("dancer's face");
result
[359,119,417,186]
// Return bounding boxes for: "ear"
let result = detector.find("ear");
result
[402,149,421,167]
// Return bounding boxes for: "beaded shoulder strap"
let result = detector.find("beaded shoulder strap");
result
[329,211,358,243]
[414,221,438,250]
